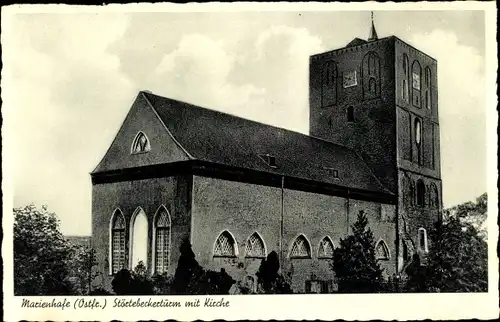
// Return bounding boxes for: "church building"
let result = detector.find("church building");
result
[91,20,442,293]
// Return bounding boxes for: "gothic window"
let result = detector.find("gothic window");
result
[369,78,376,92]
[375,239,390,260]
[131,131,150,154]
[245,232,266,258]
[154,206,171,275]
[362,52,380,99]
[430,184,439,208]
[214,231,237,257]
[402,240,409,261]
[415,119,422,145]
[418,228,428,252]
[416,179,425,207]
[425,67,432,109]
[415,118,422,165]
[290,235,311,259]
[402,54,409,102]
[110,209,126,274]
[409,181,415,206]
[347,106,355,122]
[317,236,334,259]
[321,61,338,107]
[130,207,148,270]
[412,61,422,107]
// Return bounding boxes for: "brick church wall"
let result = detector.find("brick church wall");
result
[191,176,397,293]
[91,175,192,291]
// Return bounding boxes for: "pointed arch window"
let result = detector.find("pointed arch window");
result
[214,231,237,257]
[375,239,390,260]
[347,106,355,122]
[425,67,432,109]
[130,208,148,270]
[321,61,338,107]
[110,209,126,274]
[415,118,422,165]
[290,235,311,259]
[318,237,334,259]
[245,232,266,258]
[402,54,409,102]
[131,131,151,154]
[416,179,425,207]
[362,52,380,100]
[418,228,428,252]
[402,239,409,261]
[430,184,439,208]
[409,181,416,206]
[412,60,422,107]
[153,206,171,274]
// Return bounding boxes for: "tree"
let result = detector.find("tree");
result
[255,251,292,294]
[66,245,99,295]
[332,211,384,293]
[445,192,487,240]
[14,204,74,295]
[171,238,235,295]
[404,216,488,292]
[172,238,201,294]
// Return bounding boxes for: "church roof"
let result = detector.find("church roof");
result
[132,92,392,195]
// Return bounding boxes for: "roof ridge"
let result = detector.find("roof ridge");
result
[140,91,195,160]
[141,91,356,152]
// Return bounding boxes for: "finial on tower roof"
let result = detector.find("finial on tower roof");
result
[368,11,378,41]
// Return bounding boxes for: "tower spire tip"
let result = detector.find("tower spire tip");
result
[368,11,378,41]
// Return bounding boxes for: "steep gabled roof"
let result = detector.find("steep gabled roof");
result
[138,92,391,195]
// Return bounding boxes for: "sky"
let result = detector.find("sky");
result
[3,8,490,236]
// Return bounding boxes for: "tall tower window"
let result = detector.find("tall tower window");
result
[362,52,380,100]
[415,118,422,165]
[425,67,432,109]
[430,183,439,208]
[402,54,409,102]
[412,61,422,107]
[418,228,428,252]
[321,61,338,107]
[347,106,355,122]
[416,179,425,207]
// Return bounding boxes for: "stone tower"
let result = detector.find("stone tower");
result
[308,14,442,273]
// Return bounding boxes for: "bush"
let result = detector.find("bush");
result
[111,262,155,295]
[256,251,292,294]
[152,274,174,295]
[111,269,133,295]
[171,238,236,295]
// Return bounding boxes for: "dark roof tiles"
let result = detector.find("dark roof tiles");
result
[141,92,391,194]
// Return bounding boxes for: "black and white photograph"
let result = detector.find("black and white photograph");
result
[2,2,498,321]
